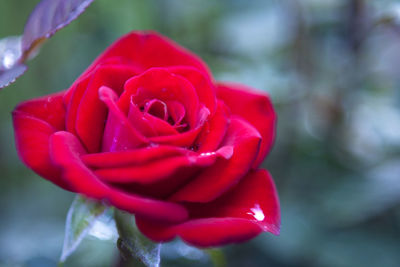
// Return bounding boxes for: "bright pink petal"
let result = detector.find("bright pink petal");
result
[170,116,261,202]
[136,170,280,247]
[216,83,276,168]
[78,31,212,80]
[49,131,188,223]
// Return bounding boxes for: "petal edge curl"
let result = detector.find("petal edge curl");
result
[136,169,280,247]
[49,131,188,223]
[216,83,276,168]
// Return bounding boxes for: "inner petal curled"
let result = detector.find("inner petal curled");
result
[144,99,168,121]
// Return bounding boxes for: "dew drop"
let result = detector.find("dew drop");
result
[247,204,265,221]
[199,152,216,157]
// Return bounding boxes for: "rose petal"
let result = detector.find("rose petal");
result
[65,74,91,135]
[99,86,149,152]
[12,93,70,189]
[165,100,185,126]
[143,113,179,136]
[81,145,195,168]
[111,168,199,199]
[94,156,197,184]
[195,100,229,153]
[12,113,69,189]
[94,146,232,184]
[148,104,209,147]
[14,92,66,130]
[49,131,188,223]
[149,126,202,148]
[216,83,276,168]
[68,65,139,152]
[170,116,261,202]
[65,64,138,136]
[168,66,217,114]
[127,98,157,137]
[78,31,212,80]
[144,99,168,121]
[63,56,140,103]
[136,170,280,247]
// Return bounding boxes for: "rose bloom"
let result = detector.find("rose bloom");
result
[12,31,280,247]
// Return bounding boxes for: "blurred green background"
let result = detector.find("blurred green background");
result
[1,0,400,266]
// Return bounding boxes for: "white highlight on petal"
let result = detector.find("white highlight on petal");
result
[199,152,216,157]
[248,204,265,221]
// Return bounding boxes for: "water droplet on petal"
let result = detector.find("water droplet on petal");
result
[199,152,216,158]
[247,204,265,221]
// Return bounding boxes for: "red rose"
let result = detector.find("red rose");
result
[12,31,280,247]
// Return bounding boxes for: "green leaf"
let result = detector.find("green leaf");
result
[114,209,161,267]
[59,195,107,263]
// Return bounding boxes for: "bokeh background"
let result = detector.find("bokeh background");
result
[1,0,400,266]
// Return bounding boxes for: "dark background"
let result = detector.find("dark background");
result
[1,0,400,266]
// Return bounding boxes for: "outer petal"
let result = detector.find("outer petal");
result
[216,83,276,168]
[136,170,280,247]
[14,92,66,130]
[12,93,70,189]
[170,116,261,202]
[77,31,212,82]
[49,131,188,223]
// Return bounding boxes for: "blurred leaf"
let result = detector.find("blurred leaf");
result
[21,0,95,59]
[114,210,161,267]
[0,36,27,89]
[0,64,27,89]
[59,195,107,263]
[0,0,95,89]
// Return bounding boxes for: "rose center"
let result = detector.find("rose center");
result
[140,98,188,131]
[144,99,168,121]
